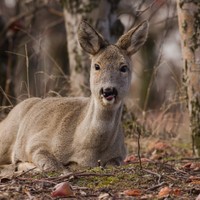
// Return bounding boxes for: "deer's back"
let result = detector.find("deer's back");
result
[17,97,89,136]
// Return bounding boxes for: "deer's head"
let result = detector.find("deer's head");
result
[78,20,149,107]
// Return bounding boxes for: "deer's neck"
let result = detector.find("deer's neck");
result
[89,97,122,127]
[75,96,123,148]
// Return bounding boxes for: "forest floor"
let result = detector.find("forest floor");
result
[0,111,200,199]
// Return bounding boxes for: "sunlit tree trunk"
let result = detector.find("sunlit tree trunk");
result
[177,0,200,155]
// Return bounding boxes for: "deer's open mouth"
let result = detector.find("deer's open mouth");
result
[100,88,118,104]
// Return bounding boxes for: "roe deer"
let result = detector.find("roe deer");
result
[0,20,148,171]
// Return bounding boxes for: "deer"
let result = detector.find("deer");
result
[0,20,148,172]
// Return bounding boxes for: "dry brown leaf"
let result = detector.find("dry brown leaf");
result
[158,186,171,197]
[182,162,200,171]
[190,163,200,171]
[51,182,74,197]
[172,188,181,196]
[182,162,192,169]
[158,187,181,198]
[124,155,150,163]
[124,189,142,196]
[124,155,137,163]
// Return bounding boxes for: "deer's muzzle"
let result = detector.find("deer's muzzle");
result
[100,87,118,102]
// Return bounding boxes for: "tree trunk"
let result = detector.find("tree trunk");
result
[62,0,123,96]
[177,0,200,155]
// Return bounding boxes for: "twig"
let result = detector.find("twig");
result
[0,4,46,40]
[136,0,157,17]
[179,157,200,161]
[147,181,166,191]
[24,44,30,98]
[0,87,13,108]
[143,169,162,183]
[136,125,142,170]
[15,167,37,178]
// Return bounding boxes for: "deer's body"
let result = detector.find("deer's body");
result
[0,21,148,171]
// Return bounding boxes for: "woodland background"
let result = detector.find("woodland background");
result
[1,0,200,199]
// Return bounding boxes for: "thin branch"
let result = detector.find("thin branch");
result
[136,0,157,18]
[0,4,47,45]
[24,44,30,98]
[143,169,162,183]
[147,182,166,191]
[0,87,13,108]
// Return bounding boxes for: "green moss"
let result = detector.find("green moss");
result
[69,164,155,191]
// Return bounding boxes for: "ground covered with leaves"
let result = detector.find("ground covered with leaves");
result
[0,145,200,200]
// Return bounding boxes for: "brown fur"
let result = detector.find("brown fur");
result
[0,21,148,171]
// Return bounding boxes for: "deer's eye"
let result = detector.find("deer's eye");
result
[120,65,128,73]
[94,64,100,71]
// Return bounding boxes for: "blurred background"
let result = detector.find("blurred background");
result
[0,0,191,155]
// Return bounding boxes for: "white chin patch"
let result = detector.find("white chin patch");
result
[102,97,115,106]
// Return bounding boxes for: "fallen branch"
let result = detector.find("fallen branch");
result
[147,181,166,191]
[143,169,162,183]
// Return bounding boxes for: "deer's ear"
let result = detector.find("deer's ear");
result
[78,20,107,55]
[116,21,149,56]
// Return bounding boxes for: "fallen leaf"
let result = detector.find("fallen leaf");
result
[182,162,200,171]
[172,188,181,196]
[190,163,200,171]
[124,155,150,163]
[158,186,181,198]
[51,182,74,197]
[124,189,142,196]
[148,141,175,160]
[182,162,192,169]
[189,176,200,181]
[124,155,137,163]
[158,186,171,198]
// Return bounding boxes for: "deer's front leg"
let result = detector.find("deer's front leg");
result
[31,147,64,171]
[104,157,122,167]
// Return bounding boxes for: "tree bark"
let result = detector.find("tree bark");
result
[177,0,200,155]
